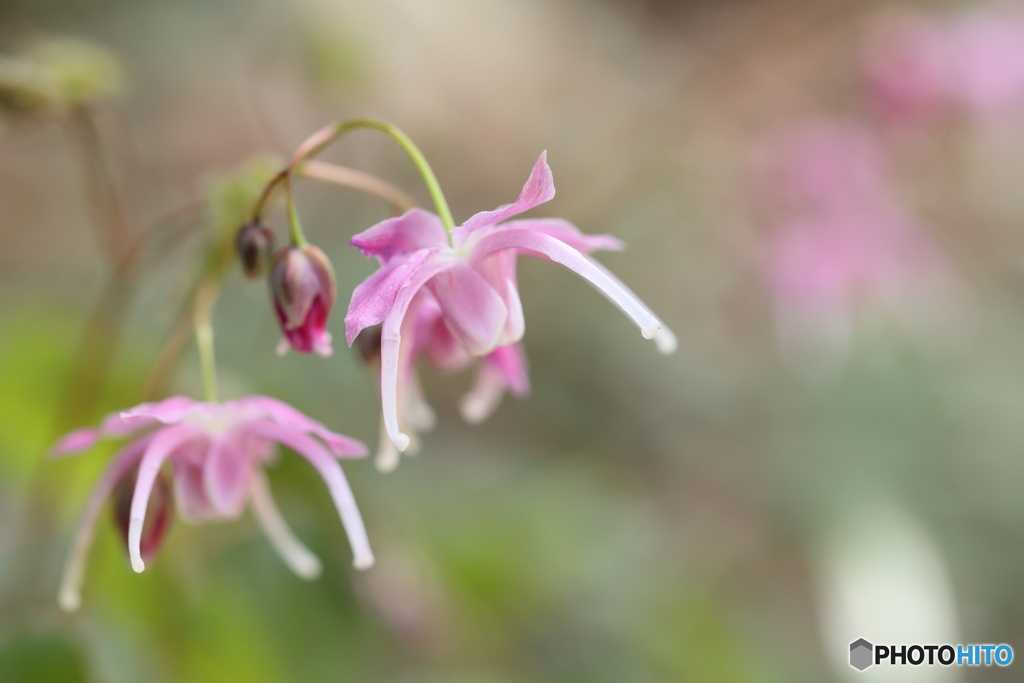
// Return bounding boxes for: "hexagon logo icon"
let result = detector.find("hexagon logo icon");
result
[850,638,874,671]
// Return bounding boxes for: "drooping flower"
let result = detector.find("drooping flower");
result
[345,152,677,453]
[53,395,373,611]
[269,244,336,357]
[356,295,531,472]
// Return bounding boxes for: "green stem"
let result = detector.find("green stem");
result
[274,119,455,233]
[193,284,219,402]
[322,120,454,232]
[284,174,308,247]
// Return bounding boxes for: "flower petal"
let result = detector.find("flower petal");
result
[203,433,255,519]
[453,152,555,245]
[57,434,155,612]
[475,248,525,347]
[345,248,439,346]
[414,293,472,371]
[174,460,220,523]
[487,343,531,396]
[51,428,101,456]
[426,262,508,356]
[128,424,201,573]
[379,256,460,451]
[249,469,322,579]
[119,396,198,427]
[244,421,374,570]
[470,229,677,354]
[234,396,367,458]
[374,414,400,473]
[490,218,625,254]
[351,208,449,261]
[51,397,197,457]
[458,344,529,424]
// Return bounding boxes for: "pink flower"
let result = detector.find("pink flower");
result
[753,122,889,210]
[861,8,1024,124]
[345,152,677,453]
[269,244,336,357]
[758,122,957,368]
[862,11,949,126]
[53,396,373,611]
[357,297,531,472]
[946,10,1024,119]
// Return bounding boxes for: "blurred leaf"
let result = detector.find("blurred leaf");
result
[0,633,90,683]
[28,37,124,106]
[0,308,77,482]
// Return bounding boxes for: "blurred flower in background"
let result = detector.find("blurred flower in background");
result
[2,1,1024,682]
[52,396,372,612]
[754,120,958,372]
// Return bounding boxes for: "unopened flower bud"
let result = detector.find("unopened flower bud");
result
[269,244,336,356]
[113,466,172,564]
[236,222,275,278]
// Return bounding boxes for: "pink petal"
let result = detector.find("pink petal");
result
[458,344,530,425]
[275,295,333,357]
[453,152,555,245]
[474,248,525,347]
[234,396,367,457]
[51,428,100,456]
[202,434,254,519]
[57,433,155,612]
[51,397,197,457]
[470,229,677,353]
[426,262,508,356]
[119,396,197,427]
[173,460,219,523]
[345,248,439,346]
[249,470,322,579]
[418,303,472,371]
[379,256,461,451]
[113,465,172,563]
[351,208,449,261]
[128,424,202,572]
[486,343,530,396]
[490,218,625,254]
[244,420,374,570]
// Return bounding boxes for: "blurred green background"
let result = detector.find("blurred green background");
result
[2,0,1024,681]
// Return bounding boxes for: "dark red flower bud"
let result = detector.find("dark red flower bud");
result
[236,222,276,278]
[268,244,336,356]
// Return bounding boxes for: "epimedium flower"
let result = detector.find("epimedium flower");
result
[356,297,531,472]
[53,395,373,611]
[345,152,677,453]
[269,243,336,357]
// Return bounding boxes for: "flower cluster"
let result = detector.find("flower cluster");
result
[55,125,675,610]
